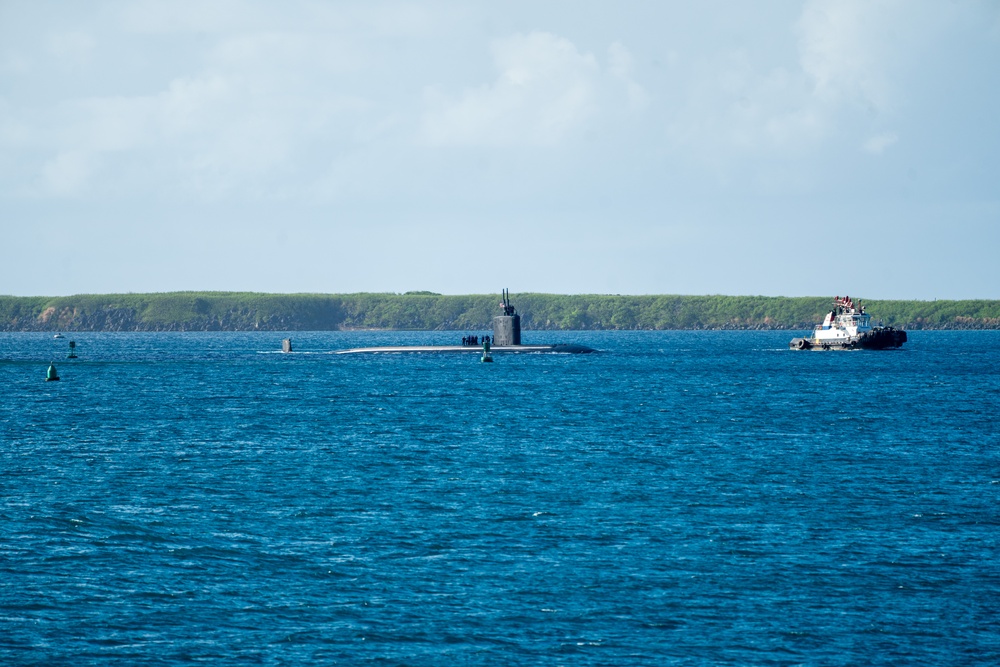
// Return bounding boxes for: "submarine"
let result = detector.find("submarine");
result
[335,289,596,355]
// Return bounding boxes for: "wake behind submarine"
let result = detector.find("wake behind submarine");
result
[335,289,596,355]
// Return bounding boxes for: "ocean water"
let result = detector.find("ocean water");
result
[1,330,998,666]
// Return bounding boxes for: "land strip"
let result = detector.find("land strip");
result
[1,292,998,332]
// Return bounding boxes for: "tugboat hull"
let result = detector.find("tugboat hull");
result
[855,327,908,349]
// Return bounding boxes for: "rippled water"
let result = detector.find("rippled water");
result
[2,330,999,665]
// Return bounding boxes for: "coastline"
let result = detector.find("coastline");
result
[2,292,998,332]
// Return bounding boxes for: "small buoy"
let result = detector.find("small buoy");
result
[282,338,293,353]
[46,363,60,382]
[67,340,78,359]
[481,339,493,363]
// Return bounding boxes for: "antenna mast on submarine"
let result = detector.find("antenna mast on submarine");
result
[501,288,517,316]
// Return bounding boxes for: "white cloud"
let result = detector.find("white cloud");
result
[0,99,30,146]
[119,0,254,34]
[0,1,991,208]
[4,23,378,199]
[160,75,232,134]
[863,132,898,154]
[46,31,96,64]
[421,32,639,147]
[666,50,824,164]
[118,1,442,39]
[796,0,898,113]
[608,41,648,110]
[41,150,94,195]
[0,53,31,75]
[208,32,364,78]
[666,0,922,169]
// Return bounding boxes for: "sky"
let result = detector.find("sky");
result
[1,0,998,299]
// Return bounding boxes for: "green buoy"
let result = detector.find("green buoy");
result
[46,362,60,381]
[481,339,493,363]
[67,340,78,359]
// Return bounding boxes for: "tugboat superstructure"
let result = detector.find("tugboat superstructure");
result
[789,296,907,350]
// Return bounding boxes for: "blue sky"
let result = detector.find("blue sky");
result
[2,0,998,298]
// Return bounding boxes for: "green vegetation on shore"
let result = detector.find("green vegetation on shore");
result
[1,292,998,332]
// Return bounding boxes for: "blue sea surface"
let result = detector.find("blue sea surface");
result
[2,330,998,665]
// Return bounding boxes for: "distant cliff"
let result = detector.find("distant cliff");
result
[1,292,998,331]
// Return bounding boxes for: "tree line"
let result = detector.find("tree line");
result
[1,291,998,331]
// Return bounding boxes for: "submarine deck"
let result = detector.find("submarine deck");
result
[335,344,595,355]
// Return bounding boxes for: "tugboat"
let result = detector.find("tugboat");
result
[789,296,907,350]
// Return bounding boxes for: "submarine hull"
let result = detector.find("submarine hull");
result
[335,344,595,355]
